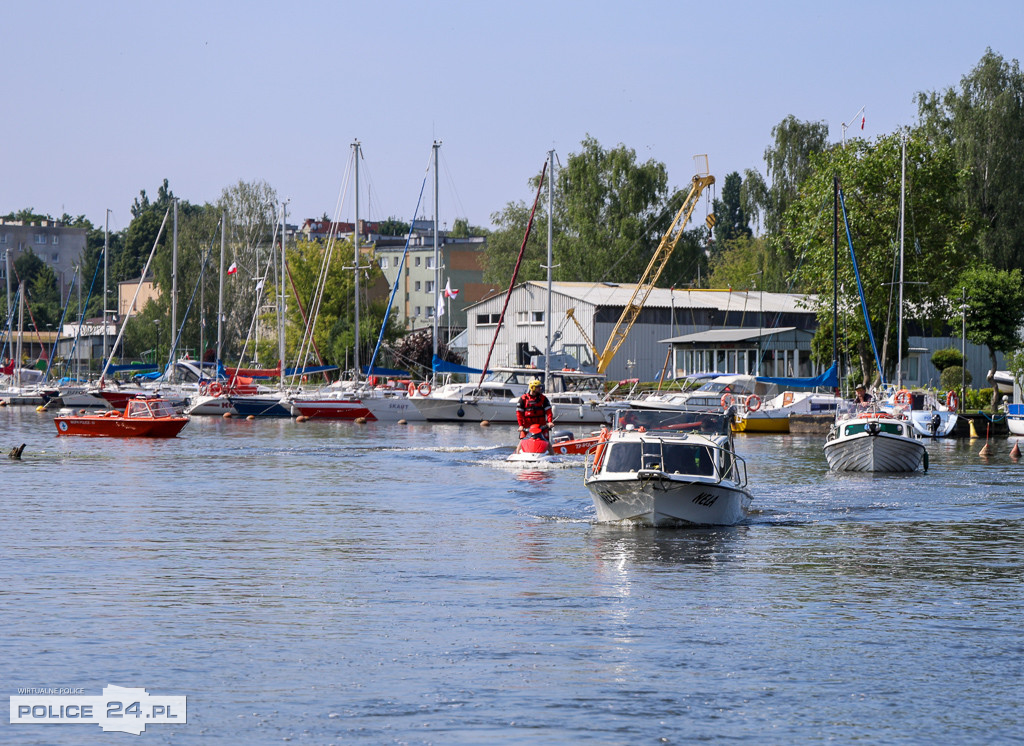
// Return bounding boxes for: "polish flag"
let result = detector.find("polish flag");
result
[443,279,459,299]
[861,115,865,130]
[227,262,238,275]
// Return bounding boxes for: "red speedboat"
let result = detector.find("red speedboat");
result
[55,397,190,438]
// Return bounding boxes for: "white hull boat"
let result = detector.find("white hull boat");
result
[584,408,752,527]
[823,409,927,472]
[360,392,425,422]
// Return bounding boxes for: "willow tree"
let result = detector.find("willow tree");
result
[786,130,969,383]
[917,49,1024,271]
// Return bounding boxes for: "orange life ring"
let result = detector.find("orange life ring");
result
[745,394,761,412]
[208,382,223,397]
[721,393,735,409]
[417,381,432,397]
[895,389,911,405]
[407,381,416,396]
[946,390,959,410]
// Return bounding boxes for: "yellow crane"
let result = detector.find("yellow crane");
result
[567,161,715,374]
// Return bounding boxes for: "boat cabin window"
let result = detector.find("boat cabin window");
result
[149,401,177,417]
[844,422,904,436]
[603,441,715,476]
[126,401,151,418]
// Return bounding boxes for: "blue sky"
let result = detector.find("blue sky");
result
[4,1,1023,236]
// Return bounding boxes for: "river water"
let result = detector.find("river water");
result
[2,408,1021,744]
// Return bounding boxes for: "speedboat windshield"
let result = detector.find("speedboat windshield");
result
[612,408,731,436]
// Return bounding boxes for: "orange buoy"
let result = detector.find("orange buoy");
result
[1011,440,1021,460]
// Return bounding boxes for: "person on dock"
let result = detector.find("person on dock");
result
[517,378,553,453]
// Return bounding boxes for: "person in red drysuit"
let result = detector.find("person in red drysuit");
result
[516,379,553,452]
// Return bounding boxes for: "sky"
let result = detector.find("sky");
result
[4,1,1024,238]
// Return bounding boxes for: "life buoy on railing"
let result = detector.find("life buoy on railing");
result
[946,390,959,411]
[745,394,761,412]
[407,381,417,396]
[417,381,432,397]
[895,389,911,405]
[199,381,209,396]
[721,393,735,410]
[208,382,223,397]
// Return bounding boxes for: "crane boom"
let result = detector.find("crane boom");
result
[595,171,715,374]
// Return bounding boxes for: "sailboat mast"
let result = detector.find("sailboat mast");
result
[171,197,178,375]
[279,201,288,389]
[16,282,24,388]
[353,139,361,380]
[103,209,109,370]
[897,134,906,390]
[544,148,554,386]
[833,175,839,391]
[217,208,226,367]
[432,141,440,368]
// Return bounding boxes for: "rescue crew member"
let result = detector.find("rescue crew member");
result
[517,378,553,449]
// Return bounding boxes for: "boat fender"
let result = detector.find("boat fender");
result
[407,381,417,396]
[745,394,761,412]
[208,382,224,397]
[592,425,610,471]
[418,381,432,397]
[946,391,959,411]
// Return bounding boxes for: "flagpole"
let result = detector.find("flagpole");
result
[841,105,866,146]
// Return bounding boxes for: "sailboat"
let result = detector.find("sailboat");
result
[822,173,927,473]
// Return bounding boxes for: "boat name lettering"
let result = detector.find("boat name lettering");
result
[691,491,719,507]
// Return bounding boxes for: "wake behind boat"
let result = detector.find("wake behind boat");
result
[584,408,752,526]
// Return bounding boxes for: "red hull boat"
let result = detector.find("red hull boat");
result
[55,397,189,438]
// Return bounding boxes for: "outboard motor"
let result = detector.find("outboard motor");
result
[930,413,941,436]
[550,430,574,445]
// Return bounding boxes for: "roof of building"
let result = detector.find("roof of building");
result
[660,327,809,344]
[522,281,815,314]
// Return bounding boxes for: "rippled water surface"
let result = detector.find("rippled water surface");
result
[2,408,1022,744]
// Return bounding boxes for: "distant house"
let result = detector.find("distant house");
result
[118,277,160,317]
[0,218,87,299]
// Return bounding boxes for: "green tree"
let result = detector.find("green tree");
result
[1,208,54,223]
[13,249,45,289]
[931,348,964,372]
[482,195,549,286]
[378,217,411,237]
[707,235,770,290]
[28,263,61,329]
[711,172,751,244]
[787,130,969,382]
[959,264,1024,408]
[449,218,488,238]
[917,49,1024,270]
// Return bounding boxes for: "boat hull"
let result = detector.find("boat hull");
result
[229,396,292,417]
[360,395,425,421]
[733,413,790,433]
[586,475,751,526]
[823,432,926,472]
[54,415,188,438]
[289,398,374,420]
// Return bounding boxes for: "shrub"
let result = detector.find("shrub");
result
[931,348,965,372]
[940,366,971,392]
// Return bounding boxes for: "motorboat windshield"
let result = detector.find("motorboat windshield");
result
[611,408,731,436]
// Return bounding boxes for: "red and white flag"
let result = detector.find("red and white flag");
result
[861,115,865,130]
[227,261,238,275]
[443,279,459,299]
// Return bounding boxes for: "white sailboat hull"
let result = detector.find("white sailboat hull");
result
[360,394,425,421]
[823,431,926,472]
[586,475,751,526]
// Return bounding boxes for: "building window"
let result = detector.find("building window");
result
[415,281,421,291]
[426,257,434,269]
[52,236,60,245]
[516,310,544,325]
[425,281,435,293]
[415,257,421,267]
[35,234,47,245]
[52,253,59,262]
[414,306,421,317]
[0,234,7,244]
[426,306,434,318]
[379,257,388,269]
[477,313,501,326]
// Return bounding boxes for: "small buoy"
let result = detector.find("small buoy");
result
[35,405,44,412]
[480,420,490,427]
[397,419,407,425]
[222,411,232,418]
[355,417,367,424]
[1011,440,1021,460]
[969,419,979,438]
[979,442,991,457]
[295,415,308,423]
[246,415,255,421]
[0,399,7,407]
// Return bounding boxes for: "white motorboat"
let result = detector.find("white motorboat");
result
[584,408,752,527]
[886,389,959,438]
[1007,404,1024,436]
[733,389,844,433]
[628,374,778,414]
[823,404,928,472]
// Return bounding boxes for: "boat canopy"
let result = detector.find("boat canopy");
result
[432,355,483,375]
[362,365,410,377]
[756,362,838,389]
